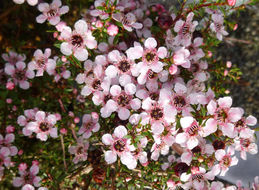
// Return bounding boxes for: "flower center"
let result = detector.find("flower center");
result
[191,146,201,154]
[148,70,157,79]
[173,96,186,109]
[39,122,49,132]
[145,52,156,63]
[92,79,101,90]
[192,173,203,182]
[150,92,159,101]
[187,124,199,136]
[117,94,130,107]
[235,119,245,128]
[77,147,84,155]
[216,109,227,122]
[47,9,58,18]
[104,95,112,104]
[182,24,190,35]
[215,23,222,31]
[71,34,84,48]
[114,140,125,152]
[15,70,25,81]
[241,138,250,148]
[118,60,130,73]
[222,156,231,167]
[150,107,163,120]
[37,57,46,68]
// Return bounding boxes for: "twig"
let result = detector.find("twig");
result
[58,99,66,112]
[225,37,253,45]
[60,134,68,171]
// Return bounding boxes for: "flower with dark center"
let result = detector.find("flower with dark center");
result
[241,138,250,148]
[117,94,130,107]
[191,146,201,154]
[235,119,245,128]
[181,24,190,36]
[76,146,84,155]
[118,60,131,73]
[148,70,157,79]
[39,122,49,132]
[145,52,156,62]
[47,9,58,18]
[150,92,159,101]
[192,173,204,182]
[222,156,231,167]
[173,96,186,109]
[71,34,84,48]
[114,140,126,152]
[187,124,199,136]
[213,140,225,150]
[37,58,46,68]
[150,107,163,120]
[15,70,25,81]
[92,79,101,90]
[173,162,190,177]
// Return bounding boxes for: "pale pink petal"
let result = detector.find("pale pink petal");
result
[125,83,136,95]
[74,19,88,34]
[118,107,130,120]
[49,16,60,25]
[38,3,49,12]
[19,81,30,90]
[221,123,235,138]
[60,42,72,55]
[4,65,15,75]
[102,134,113,145]
[13,177,24,187]
[157,47,167,59]
[74,48,88,61]
[35,111,46,122]
[180,116,193,129]
[207,100,217,115]
[37,133,48,141]
[151,122,164,134]
[228,107,242,122]
[187,137,198,150]
[218,96,232,108]
[202,118,217,137]
[108,50,121,62]
[36,14,47,23]
[60,6,69,14]
[144,37,157,49]
[215,149,226,161]
[151,61,163,73]
[130,98,141,110]
[114,125,127,138]
[105,65,118,78]
[181,152,192,165]
[110,85,121,96]
[246,115,257,126]
[175,132,187,144]
[16,61,26,70]
[30,165,39,175]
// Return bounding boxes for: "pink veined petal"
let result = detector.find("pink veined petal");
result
[114,125,127,138]
[13,0,25,4]
[207,100,217,115]
[151,61,164,73]
[163,104,177,123]
[180,116,194,129]
[175,132,187,144]
[215,149,226,161]
[37,132,48,141]
[126,46,143,60]
[35,111,46,122]
[202,118,217,137]
[33,176,41,187]
[218,96,232,108]
[59,6,69,15]
[105,65,118,78]
[28,61,37,70]
[49,16,60,25]
[74,19,88,34]
[104,150,117,164]
[174,82,187,94]
[13,177,24,187]
[60,42,72,56]
[121,152,137,169]
[26,70,35,79]
[174,20,184,32]
[144,37,157,49]
[157,47,167,59]
[105,99,118,112]
[130,98,141,110]
[38,3,49,12]
[110,85,121,96]
[16,61,26,70]
[108,50,121,62]
[21,184,35,190]
[5,64,15,75]
[228,107,242,122]
[27,122,38,132]
[181,152,192,165]
[118,107,130,120]
[132,22,143,29]
[36,14,47,23]
[27,0,38,6]
[246,115,257,126]
[102,134,113,145]
[51,0,61,7]
[5,134,14,143]
[0,147,10,157]
[30,165,39,175]
[74,48,88,61]
[85,37,97,49]
[125,83,136,95]
[19,81,30,90]
[187,137,198,150]
[49,127,58,138]
[221,123,235,138]
[60,26,72,39]
[46,59,56,71]
[81,85,92,96]
[151,122,164,134]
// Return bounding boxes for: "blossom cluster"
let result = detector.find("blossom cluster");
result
[1,0,258,189]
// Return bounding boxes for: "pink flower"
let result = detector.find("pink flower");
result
[0,133,18,156]
[60,19,97,61]
[228,0,236,6]
[77,113,100,139]
[126,38,167,84]
[4,61,35,90]
[210,14,228,41]
[28,49,56,76]
[173,47,191,68]
[36,0,69,25]
[174,12,198,47]
[107,24,119,36]
[112,12,143,32]
[102,125,137,169]
[27,111,58,141]
[2,51,26,65]
[13,162,41,188]
[68,137,89,164]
